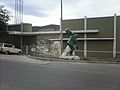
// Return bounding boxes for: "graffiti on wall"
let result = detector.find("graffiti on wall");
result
[36,40,60,56]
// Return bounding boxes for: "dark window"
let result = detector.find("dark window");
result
[4,44,13,47]
[0,44,3,47]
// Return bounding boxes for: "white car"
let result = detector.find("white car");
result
[0,43,22,55]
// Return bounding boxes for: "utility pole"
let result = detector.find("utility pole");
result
[20,0,23,51]
[60,0,63,55]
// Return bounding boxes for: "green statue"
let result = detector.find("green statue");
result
[61,28,78,56]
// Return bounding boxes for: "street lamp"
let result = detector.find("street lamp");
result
[60,0,63,55]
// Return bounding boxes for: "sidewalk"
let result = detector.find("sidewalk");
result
[28,55,120,64]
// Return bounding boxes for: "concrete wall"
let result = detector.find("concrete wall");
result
[23,23,32,32]
[37,34,60,40]
[117,16,120,58]
[62,15,120,58]
[8,23,32,32]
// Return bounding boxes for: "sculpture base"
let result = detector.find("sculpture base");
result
[59,56,80,60]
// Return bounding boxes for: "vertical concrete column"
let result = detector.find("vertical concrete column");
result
[84,16,87,58]
[113,14,117,59]
[20,22,23,51]
[26,45,28,55]
[20,35,23,51]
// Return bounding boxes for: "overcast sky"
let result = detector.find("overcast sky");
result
[0,0,120,26]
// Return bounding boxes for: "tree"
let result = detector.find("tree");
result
[0,5,10,32]
[0,5,10,23]
[0,5,10,41]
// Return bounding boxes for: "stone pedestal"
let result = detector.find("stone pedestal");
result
[60,45,80,60]
[59,55,80,60]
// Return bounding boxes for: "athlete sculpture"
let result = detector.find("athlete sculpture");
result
[60,28,80,59]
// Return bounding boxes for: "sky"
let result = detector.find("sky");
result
[0,0,120,26]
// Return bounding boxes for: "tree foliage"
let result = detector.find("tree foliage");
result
[0,5,10,23]
[0,5,10,40]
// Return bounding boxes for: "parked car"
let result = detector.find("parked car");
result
[0,43,22,55]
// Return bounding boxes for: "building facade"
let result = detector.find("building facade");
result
[61,15,120,59]
[3,15,120,59]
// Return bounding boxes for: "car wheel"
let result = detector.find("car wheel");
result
[17,51,21,55]
[5,51,9,55]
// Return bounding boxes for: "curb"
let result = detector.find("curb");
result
[27,55,120,64]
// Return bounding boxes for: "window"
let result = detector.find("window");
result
[0,43,3,47]
[4,44,13,47]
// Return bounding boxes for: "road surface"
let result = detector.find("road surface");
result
[0,55,120,90]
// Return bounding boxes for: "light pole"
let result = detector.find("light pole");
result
[60,0,63,55]
[20,0,23,51]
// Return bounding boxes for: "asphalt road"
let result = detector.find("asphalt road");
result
[0,55,120,90]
